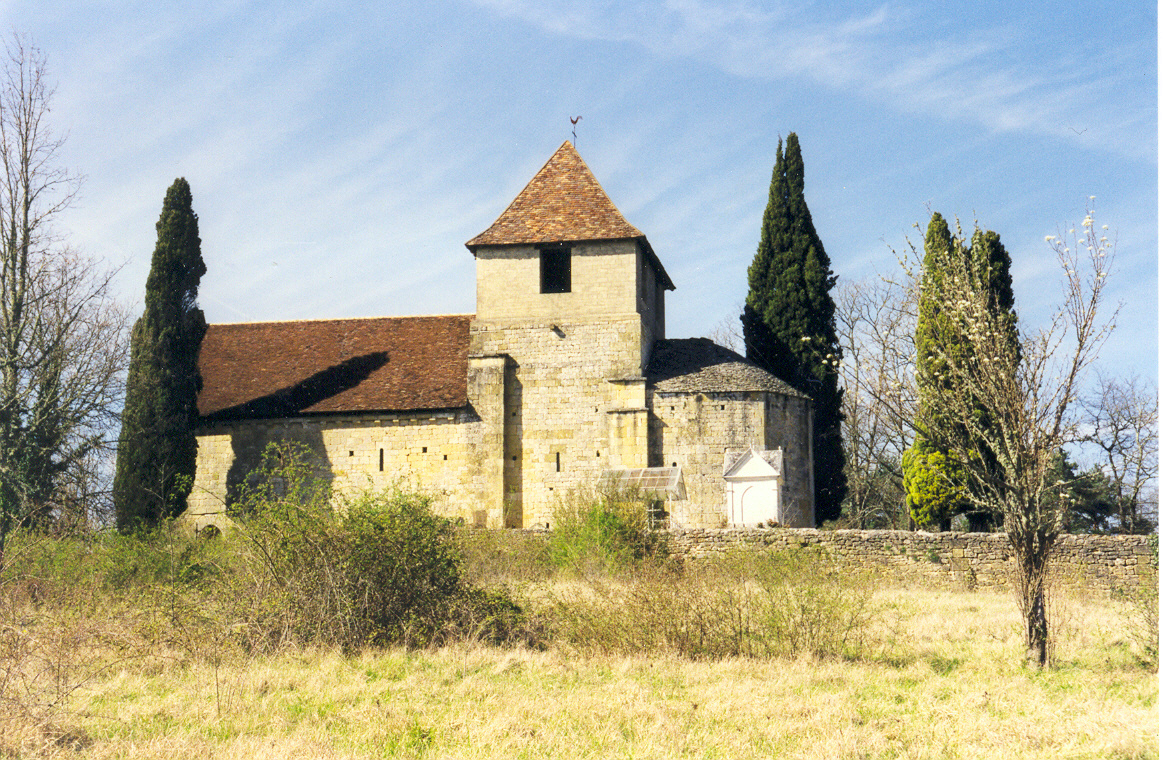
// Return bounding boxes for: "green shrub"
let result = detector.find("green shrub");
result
[226,442,535,651]
[546,486,664,574]
[445,586,545,648]
[2,521,226,600]
[343,489,464,646]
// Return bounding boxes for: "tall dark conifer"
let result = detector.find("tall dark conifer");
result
[904,212,1018,530]
[113,179,207,531]
[742,134,847,524]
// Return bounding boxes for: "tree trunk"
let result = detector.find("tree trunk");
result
[1024,580,1048,665]
[1015,542,1051,667]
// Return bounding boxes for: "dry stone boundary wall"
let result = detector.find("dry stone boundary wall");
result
[662,528,1156,593]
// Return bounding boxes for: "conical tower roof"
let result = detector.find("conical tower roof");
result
[466,141,645,248]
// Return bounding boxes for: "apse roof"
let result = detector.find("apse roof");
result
[647,338,807,398]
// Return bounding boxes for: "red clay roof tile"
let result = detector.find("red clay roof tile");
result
[197,315,472,420]
[466,141,644,248]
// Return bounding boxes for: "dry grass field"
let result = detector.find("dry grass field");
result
[3,577,1156,759]
[0,491,1156,760]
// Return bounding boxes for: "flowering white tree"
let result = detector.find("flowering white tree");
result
[906,202,1116,665]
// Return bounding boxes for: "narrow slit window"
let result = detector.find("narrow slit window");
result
[379,449,384,472]
[540,246,571,293]
[555,452,561,472]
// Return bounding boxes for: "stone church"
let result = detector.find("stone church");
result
[186,141,815,530]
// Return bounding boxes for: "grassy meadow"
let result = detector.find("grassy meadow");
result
[0,489,1157,759]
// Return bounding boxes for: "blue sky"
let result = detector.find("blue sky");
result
[4,0,1157,386]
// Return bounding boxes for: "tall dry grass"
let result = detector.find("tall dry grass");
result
[2,588,1156,759]
[0,510,1156,758]
[541,549,886,660]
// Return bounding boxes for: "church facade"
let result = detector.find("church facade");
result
[186,141,815,530]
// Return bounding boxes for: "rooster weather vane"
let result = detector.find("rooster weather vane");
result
[571,115,582,146]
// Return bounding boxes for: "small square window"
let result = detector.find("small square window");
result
[540,246,571,293]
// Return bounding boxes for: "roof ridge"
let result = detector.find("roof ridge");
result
[485,140,573,232]
[557,140,640,236]
[208,313,475,327]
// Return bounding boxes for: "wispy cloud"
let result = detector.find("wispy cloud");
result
[469,0,1153,160]
[1,0,1151,382]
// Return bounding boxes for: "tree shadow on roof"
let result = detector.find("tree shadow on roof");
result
[206,351,390,420]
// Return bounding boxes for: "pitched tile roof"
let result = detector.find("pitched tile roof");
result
[197,315,472,420]
[466,140,645,248]
[647,338,807,398]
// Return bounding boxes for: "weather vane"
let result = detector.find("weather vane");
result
[570,115,582,146]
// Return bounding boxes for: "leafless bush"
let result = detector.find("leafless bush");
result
[546,549,882,660]
[457,525,552,588]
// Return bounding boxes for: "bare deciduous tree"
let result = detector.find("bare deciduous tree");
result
[902,203,1116,666]
[0,35,127,565]
[706,306,744,354]
[1082,373,1158,533]
[834,277,917,528]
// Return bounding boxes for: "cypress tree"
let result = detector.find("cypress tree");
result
[904,213,1017,530]
[113,179,207,531]
[742,134,847,524]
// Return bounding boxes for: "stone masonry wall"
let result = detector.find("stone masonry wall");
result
[635,249,665,369]
[189,410,492,529]
[471,314,647,529]
[471,238,657,529]
[664,528,1157,593]
[649,391,764,528]
[763,394,813,527]
[475,241,642,323]
[649,391,814,529]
